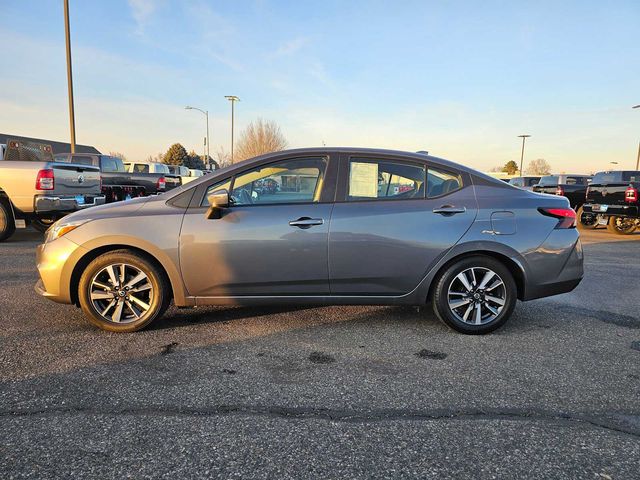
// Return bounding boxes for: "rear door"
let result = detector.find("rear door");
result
[328,154,477,295]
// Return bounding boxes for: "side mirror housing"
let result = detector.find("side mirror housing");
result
[206,189,229,219]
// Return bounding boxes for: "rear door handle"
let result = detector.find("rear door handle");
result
[289,217,324,228]
[433,206,466,215]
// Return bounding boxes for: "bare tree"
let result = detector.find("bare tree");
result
[214,146,232,169]
[234,118,288,163]
[526,158,551,175]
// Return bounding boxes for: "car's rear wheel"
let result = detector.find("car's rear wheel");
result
[0,200,16,242]
[431,256,517,334]
[78,250,171,332]
[576,206,598,229]
[606,216,638,235]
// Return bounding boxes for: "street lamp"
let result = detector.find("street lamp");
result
[517,134,531,175]
[633,105,640,170]
[63,0,76,153]
[225,96,240,163]
[185,106,209,167]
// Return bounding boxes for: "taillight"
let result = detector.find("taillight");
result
[35,169,54,190]
[625,186,638,203]
[555,186,564,196]
[538,207,576,229]
[157,176,166,191]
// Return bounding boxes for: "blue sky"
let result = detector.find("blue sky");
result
[1,0,638,172]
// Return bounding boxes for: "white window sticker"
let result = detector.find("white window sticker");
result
[349,162,379,197]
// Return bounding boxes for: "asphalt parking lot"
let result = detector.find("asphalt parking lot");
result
[1,227,639,479]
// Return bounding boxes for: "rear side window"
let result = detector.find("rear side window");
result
[539,175,559,186]
[101,156,124,172]
[427,167,462,198]
[592,171,640,184]
[527,177,541,186]
[132,164,149,173]
[347,158,426,201]
[508,178,523,187]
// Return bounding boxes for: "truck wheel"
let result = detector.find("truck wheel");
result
[78,250,171,332]
[0,200,16,242]
[576,206,598,229]
[606,216,637,235]
[32,216,57,233]
[431,255,517,335]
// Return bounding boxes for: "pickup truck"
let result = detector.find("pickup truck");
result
[55,153,168,201]
[583,170,640,235]
[0,139,105,240]
[532,174,592,209]
[124,161,181,190]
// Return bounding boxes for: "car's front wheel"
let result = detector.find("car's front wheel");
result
[431,256,517,334]
[78,250,171,332]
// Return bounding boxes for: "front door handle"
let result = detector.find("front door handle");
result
[433,206,466,215]
[289,217,324,229]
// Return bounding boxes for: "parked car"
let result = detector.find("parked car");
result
[124,161,181,190]
[0,139,105,239]
[55,153,168,202]
[167,165,204,185]
[36,148,583,334]
[508,176,541,191]
[582,170,640,234]
[532,174,592,225]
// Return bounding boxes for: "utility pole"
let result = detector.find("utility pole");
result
[518,134,531,175]
[633,105,639,170]
[225,96,240,163]
[63,0,76,153]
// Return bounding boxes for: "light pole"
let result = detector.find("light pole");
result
[518,134,531,175]
[633,105,640,170]
[185,106,209,167]
[225,96,240,163]
[63,0,76,153]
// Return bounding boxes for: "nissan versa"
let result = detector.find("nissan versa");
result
[35,148,584,334]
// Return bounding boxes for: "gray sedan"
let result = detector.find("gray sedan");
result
[35,148,583,334]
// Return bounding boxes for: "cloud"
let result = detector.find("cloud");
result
[128,0,158,35]
[270,37,310,58]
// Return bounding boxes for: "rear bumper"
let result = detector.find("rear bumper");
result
[34,194,105,213]
[583,203,639,218]
[522,230,584,301]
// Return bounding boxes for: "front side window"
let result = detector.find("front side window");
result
[347,158,425,201]
[427,167,462,198]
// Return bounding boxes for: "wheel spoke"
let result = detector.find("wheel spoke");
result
[119,264,126,284]
[456,272,473,292]
[462,304,473,321]
[129,294,150,312]
[485,295,505,306]
[100,299,116,316]
[125,301,141,319]
[106,265,118,285]
[449,298,472,309]
[477,270,496,289]
[485,280,503,292]
[124,272,147,289]
[131,283,152,293]
[93,281,111,291]
[474,303,482,324]
[485,303,499,316]
[111,300,124,323]
[91,291,114,300]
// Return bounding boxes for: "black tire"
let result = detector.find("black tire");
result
[606,216,637,235]
[0,200,16,242]
[576,206,598,230]
[431,255,517,335]
[78,250,171,332]
[32,216,57,233]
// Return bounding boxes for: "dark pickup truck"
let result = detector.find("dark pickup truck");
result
[55,153,176,202]
[583,170,640,235]
[532,174,592,211]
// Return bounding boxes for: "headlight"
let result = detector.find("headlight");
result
[44,219,92,243]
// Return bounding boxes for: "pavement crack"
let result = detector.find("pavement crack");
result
[1,406,638,438]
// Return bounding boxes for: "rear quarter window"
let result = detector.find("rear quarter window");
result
[539,175,559,186]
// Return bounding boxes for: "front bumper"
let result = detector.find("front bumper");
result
[34,194,105,213]
[35,236,86,304]
[582,203,639,218]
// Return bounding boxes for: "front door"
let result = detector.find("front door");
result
[179,156,335,297]
[328,155,477,295]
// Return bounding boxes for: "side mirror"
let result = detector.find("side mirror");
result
[206,189,229,219]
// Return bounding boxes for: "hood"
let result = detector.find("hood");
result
[61,196,151,223]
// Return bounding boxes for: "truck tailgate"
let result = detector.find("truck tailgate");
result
[586,184,628,206]
[53,163,101,195]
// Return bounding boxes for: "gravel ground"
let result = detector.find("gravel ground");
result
[1,227,639,479]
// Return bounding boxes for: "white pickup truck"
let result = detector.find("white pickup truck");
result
[0,139,105,241]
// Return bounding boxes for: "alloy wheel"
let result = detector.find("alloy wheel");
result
[89,263,153,324]
[447,267,506,325]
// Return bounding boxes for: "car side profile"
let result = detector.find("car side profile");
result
[35,148,584,334]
